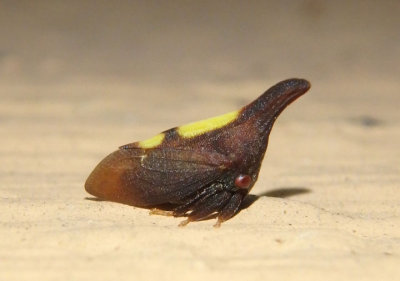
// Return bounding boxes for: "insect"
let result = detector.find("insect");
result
[85,78,310,227]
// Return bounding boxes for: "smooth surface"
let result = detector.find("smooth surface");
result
[1,1,399,281]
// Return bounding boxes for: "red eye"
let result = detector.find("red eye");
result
[234,174,252,189]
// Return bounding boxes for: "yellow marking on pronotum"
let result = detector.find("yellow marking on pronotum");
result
[138,133,165,148]
[177,110,240,138]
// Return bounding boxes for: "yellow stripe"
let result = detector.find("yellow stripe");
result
[177,110,239,138]
[138,133,165,148]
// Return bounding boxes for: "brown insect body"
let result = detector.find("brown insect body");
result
[85,79,310,226]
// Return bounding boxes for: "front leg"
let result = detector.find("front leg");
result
[214,193,243,227]
[178,191,232,226]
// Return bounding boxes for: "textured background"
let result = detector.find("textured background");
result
[1,1,399,280]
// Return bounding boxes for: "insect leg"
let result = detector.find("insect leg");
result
[178,191,231,226]
[149,208,174,216]
[214,193,243,227]
[173,184,223,216]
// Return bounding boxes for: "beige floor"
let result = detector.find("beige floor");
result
[1,1,399,281]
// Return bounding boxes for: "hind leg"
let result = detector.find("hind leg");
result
[149,208,174,216]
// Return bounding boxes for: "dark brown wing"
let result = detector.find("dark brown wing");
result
[85,147,232,207]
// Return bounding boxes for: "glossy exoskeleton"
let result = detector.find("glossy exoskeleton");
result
[85,78,311,226]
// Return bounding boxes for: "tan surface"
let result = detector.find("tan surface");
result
[1,1,399,281]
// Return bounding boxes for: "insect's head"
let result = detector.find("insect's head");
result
[234,173,254,193]
[221,170,259,195]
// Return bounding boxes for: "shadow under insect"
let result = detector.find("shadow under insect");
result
[240,187,311,210]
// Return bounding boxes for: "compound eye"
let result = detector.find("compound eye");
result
[234,174,252,189]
